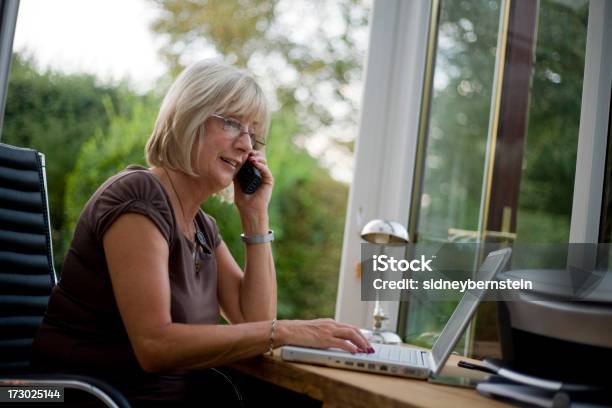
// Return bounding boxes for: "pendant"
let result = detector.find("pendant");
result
[193,249,200,273]
[196,230,206,247]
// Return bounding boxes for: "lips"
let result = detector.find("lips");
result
[220,156,239,169]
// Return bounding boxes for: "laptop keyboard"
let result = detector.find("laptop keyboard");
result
[361,344,426,367]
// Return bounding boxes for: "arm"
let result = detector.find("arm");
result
[216,237,276,323]
[218,151,276,323]
[104,213,370,373]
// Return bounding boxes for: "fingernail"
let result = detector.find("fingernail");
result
[368,347,374,353]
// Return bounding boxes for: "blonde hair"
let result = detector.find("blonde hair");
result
[146,60,270,177]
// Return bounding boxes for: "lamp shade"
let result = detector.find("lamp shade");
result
[360,219,409,245]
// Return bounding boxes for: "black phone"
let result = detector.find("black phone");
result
[236,160,262,194]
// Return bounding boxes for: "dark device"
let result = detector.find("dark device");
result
[236,160,261,194]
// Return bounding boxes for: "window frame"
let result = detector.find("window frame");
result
[334,0,432,328]
[569,0,612,244]
[0,0,20,139]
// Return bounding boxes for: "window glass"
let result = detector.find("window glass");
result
[405,0,502,350]
[515,0,589,243]
[403,0,590,356]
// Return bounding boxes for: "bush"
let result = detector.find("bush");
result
[62,98,158,251]
[3,53,141,267]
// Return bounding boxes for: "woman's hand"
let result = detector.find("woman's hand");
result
[233,150,273,232]
[277,319,373,354]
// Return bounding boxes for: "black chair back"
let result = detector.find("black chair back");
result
[0,142,57,372]
[0,142,131,406]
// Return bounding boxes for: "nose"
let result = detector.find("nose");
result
[234,131,254,152]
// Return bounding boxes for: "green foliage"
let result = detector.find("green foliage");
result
[274,170,347,318]
[62,98,159,248]
[2,53,140,266]
[266,114,348,318]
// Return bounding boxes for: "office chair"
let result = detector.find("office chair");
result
[0,142,131,407]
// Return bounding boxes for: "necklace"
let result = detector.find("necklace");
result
[162,167,205,273]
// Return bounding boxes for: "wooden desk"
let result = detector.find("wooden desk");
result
[229,349,511,408]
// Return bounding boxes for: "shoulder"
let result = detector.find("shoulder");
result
[99,165,168,203]
[88,165,176,244]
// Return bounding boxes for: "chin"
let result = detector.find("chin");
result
[215,174,235,190]
[221,180,234,191]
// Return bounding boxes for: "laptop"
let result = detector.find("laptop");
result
[281,248,512,379]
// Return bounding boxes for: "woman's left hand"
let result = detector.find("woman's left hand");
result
[233,150,273,220]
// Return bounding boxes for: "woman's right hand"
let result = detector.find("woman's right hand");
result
[276,319,373,354]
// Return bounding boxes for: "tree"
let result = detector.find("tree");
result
[63,99,158,245]
[2,53,140,267]
[148,0,369,144]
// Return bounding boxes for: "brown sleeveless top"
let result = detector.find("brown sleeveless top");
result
[32,165,222,380]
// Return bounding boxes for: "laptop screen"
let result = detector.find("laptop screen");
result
[428,248,511,376]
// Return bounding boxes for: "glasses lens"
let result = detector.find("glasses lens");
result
[223,118,242,136]
[217,115,264,149]
[251,135,266,149]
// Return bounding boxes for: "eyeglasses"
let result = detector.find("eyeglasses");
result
[210,114,266,149]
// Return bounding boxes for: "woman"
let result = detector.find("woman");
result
[32,60,371,406]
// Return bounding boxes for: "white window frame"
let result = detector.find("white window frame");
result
[569,0,612,244]
[334,0,432,328]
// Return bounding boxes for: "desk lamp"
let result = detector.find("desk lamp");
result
[360,219,409,344]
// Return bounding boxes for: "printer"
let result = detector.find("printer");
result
[497,248,612,386]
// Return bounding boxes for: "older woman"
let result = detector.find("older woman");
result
[32,61,371,406]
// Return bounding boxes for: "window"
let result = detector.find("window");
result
[399,0,590,357]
